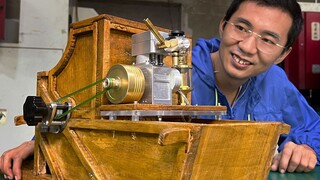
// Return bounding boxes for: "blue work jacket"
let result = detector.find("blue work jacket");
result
[191,38,320,164]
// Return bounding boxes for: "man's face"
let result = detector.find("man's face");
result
[218,1,293,80]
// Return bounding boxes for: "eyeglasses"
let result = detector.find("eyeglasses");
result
[225,21,286,54]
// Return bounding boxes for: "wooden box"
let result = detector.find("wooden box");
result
[31,119,289,180]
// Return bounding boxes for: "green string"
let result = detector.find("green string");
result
[55,87,110,119]
[56,79,105,102]
[53,78,110,119]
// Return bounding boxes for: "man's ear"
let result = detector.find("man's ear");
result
[274,47,292,64]
[219,18,226,37]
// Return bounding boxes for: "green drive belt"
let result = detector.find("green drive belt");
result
[54,78,108,119]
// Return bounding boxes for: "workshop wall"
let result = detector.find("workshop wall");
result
[76,0,231,46]
[76,0,317,45]
[0,0,68,155]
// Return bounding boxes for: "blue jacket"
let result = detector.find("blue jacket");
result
[192,38,320,164]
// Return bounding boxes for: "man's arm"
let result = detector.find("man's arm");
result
[0,140,34,180]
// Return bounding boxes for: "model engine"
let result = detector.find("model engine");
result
[104,18,191,105]
[23,19,194,133]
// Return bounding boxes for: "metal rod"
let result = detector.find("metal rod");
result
[143,18,166,45]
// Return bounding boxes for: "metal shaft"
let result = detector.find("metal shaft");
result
[143,18,166,45]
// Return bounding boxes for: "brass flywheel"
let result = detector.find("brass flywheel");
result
[104,64,145,104]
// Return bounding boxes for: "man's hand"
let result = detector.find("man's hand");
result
[0,140,35,180]
[271,141,317,173]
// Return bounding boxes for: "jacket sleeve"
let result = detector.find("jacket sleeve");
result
[277,82,320,165]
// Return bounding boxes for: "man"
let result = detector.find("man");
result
[192,0,319,174]
[1,0,319,179]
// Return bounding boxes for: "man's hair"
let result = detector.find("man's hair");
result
[224,0,303,51]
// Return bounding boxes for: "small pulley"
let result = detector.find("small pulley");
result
[23,96,72,133]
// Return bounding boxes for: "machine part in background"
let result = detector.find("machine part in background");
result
[0,0,5,40]
[285,12,320,90]
[104,64,145,104]
[23,96,71,133]
[284,11,320,112]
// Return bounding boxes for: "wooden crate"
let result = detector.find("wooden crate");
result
[32,119,289,180]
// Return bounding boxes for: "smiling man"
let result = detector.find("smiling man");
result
[192,0,319,173]
[1,0,319,178]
